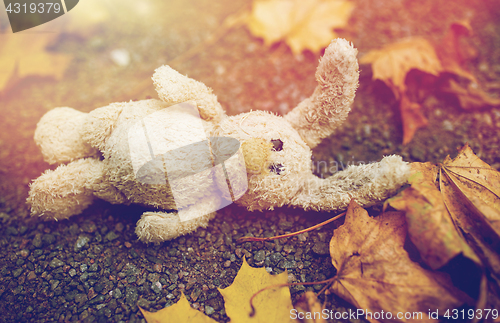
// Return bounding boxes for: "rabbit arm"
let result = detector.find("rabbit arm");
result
[289,156,410,211]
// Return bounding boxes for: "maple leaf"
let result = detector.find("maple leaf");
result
[435,20,500,110]
[359,37,442,95]
[139,292,218,323]
[441,79,500,110]
[387,162,480,269]
[140,258,294,323]
[439,145,500,278]
[219,257,294,323]
[359,37,442,145]
[388,145,500,305]
[329,201,470,323]
[246,0,355,54]
[435,20,477,83]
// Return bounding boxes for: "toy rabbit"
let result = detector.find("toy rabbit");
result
[27,39,410,243]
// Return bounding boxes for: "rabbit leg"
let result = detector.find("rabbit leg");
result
[135,196,223,243]
[27,158,103,221]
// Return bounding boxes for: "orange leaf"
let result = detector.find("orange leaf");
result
[329,201,469,323]
[435,20,478,83]
[399,94,428,145]
[441,79,500,110]
[360,37,442,144]
[388,162,480,269]
[360,37,442,95]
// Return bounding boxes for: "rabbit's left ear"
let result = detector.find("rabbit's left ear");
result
[285,39,359,148]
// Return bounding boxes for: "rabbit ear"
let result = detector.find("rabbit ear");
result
[285,39,359,148]
[152,65,225,121]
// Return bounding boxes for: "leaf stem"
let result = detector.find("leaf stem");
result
[239,212,346,243]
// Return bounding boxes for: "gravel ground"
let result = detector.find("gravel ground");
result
[0,201,350,322]
[0,0,499,322]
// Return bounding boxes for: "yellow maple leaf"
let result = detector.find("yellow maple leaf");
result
[246,0,355,54]
[139,258,294,323]
[219,258,294,323]
[139,293,217,323]
[0,32,72,91]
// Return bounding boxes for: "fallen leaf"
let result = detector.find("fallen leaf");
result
[139,292,218,323]
[246,0,355,54]
[0,32,72,91]
[294,291,326,323]
[329,201,469,323]
[139,258,294,323]
[219,257,294,323]
[441,79,500,110]
[360,37,442,144]
[432,20,500,111]
[439,144,500,279]
[435,20,478,83]
[360,37,442,96]
[399,95,428,145]
[388,162,480,269]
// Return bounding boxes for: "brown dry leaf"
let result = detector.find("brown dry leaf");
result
[435,20,500,110]
[439,144,500,279]
[219,257,294,323]
[360,37,442,96]
[360,37,442,144]
[294,291,326,323]
[435,20,478,83]
[329,200,469,323]
[0,32,72,91]
[441,79,500,110]
[246,0,355,54]
[139,292,218,323]
[399,95,428,145]
[388,162,480,269]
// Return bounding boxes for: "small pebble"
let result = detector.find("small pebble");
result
[110,49,131,67]
[205,306,215,315]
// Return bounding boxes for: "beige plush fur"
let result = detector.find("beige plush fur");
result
[27,39,410,243]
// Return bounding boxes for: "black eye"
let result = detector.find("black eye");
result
[271,139,283,151]
[269,163,284,175]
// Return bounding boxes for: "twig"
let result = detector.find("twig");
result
[238,212,346,243]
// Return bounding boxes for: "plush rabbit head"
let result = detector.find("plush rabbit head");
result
[27,39,410,243]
